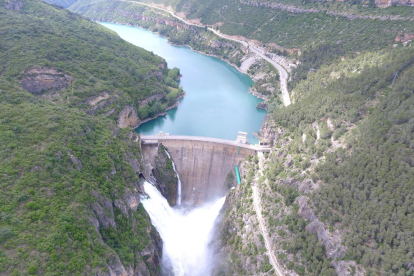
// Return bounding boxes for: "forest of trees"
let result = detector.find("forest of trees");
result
[0,1,168,274]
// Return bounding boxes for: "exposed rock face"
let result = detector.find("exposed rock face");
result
[67,151,82,170]
[91,190,117,229]
[90,188,162,276]
[212,183,270,276]
[88,92,110,106]
[118,105,139,128]
[114,188,141,216]
[257,115,282,145]
[375,0,413,6]
[241,0,414,17]
[306,220,346,259]
[152,145,178,206]
[332,260,365,276]
[116,9,193,31]
[87,94,119,115]
[4,0,23,11]
[256,101,268,110]
[138,93,164,107]
[395,33,414,42]
[297,196,317,221]
[297,196,347,259]
[21,68,72,94]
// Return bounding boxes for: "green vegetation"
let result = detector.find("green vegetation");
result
[69,0,246,69]
[311,64,414,275]
[44,0,77,8]
[3,0,414,275]
[0,0,166,274]
[134,0,414,51]
[260,45,414,274]
[0,101,157,275]
[1,0,182,122]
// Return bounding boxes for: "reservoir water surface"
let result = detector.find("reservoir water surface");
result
[101,23,266,144]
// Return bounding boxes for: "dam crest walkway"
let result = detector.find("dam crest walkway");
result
[140,135,271,153]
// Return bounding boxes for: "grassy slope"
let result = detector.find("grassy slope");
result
[0,1,165,275]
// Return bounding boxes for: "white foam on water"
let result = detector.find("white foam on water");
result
[142,181,225,276]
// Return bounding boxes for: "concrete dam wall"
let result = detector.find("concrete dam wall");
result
[141,135,262,206]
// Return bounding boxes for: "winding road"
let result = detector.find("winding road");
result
[123,0,291,106]
[253,152,285,276]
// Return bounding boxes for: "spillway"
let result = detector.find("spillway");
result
[164,149,182,206]
[142,181,225,276]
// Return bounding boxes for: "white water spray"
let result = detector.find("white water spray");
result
[142,181,225,276]
[164,149,182,206]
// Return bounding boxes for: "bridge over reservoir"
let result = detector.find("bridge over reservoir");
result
[140,134,271,205]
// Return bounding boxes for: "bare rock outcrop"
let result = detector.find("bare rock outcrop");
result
[306,220,346,259]
[332,260,365,276]
[67,151,82,170]
[89,187,162,276]
[21,68,72,94]
[376,0,413,7]
[87,94,119,115]
[256,115,282,144]
[395,33,414,42]
[138,93,164,107]
[297,196,347,259]
[297,196,317,221]
[114,188,141,216]
[4,0,23,11]
[91,190,117,229]
[152,145,178,206]
[118,105,139,128]
[88,92,110,106]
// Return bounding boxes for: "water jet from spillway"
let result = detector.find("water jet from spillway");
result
[163,149,182,206]
[142,181,225,276]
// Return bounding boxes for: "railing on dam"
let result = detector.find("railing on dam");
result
[140,135,271,153]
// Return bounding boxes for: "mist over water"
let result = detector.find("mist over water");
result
[142,181,225,276]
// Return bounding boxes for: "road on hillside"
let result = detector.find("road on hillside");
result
[123,0,291,106]
[252,152,285,276]
[252,186,285,276]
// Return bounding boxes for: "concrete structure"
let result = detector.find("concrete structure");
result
[141,135,270,205]
[236,131,248,144]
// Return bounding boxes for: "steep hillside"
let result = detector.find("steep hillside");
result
[68,0,284,107]
[211,45,414,276]
[43,0,77,8]
[31,0,414,275]
[2,0,183,129]
[0,0,182,274]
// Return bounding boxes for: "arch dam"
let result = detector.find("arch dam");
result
[140,134,270,206]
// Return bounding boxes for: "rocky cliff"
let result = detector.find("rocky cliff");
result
[152,145,179,206]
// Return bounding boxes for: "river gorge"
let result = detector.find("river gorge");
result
[100,22,266,275]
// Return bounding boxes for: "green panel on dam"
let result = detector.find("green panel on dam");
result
[235,166,241,184]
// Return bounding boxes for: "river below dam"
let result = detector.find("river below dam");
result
[142,182,225,276]
[100,22,266,144]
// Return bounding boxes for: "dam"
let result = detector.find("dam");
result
[141,133,270,206]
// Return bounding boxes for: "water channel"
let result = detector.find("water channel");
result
[100,23,266,144]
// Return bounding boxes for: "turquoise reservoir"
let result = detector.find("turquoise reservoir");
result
[101,23,266,144]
